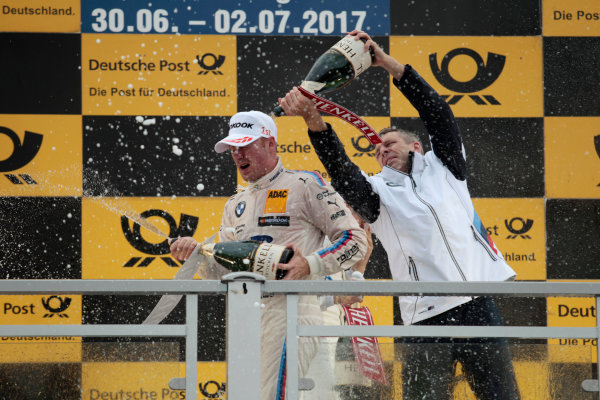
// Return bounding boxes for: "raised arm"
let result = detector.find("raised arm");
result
[396,66,467,180]
[351,30,467,180]
[279,88,381,223]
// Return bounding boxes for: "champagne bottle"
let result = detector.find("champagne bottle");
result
[200,240,292,280]
[272,35,374,117]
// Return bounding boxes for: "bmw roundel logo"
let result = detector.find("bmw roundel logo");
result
[235,201,246,217]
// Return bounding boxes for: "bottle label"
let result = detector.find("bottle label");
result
[253,242,286,280]
[297,86,382,145]
[301,80,326,93]
[331,35,372,77]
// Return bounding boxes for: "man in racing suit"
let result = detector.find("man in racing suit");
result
[170,110,368,400]
[279,31,520,399]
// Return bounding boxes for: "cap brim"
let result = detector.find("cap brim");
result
[214,134,261,153]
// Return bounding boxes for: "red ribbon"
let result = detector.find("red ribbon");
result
[297,86,382,145]
[341,305,388,384]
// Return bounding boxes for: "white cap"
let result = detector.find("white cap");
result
[214,111,277,153]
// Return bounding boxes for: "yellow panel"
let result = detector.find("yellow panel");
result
[545,117,600,198]
[82,362,181,399]
[0,0,80,33]
[82,361,226,399]
[543,0,600,36]
[547,295,597,363]
[0,294,81,324]
[268,115,390,187]
[362,286,394,361]
[0,294,81,362]
[513,361,549,400]
[82,197,228,279]
[389,36,543,118]
[452,362,479,399]
[196,362,227,400]
[0,341,81,363]
[81,34,237,116]
[472,198,546,281]
[0,115,82,197]
[392,361,402,398]
[393,359,549,399]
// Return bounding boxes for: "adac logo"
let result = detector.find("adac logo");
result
[429,48,506,106]
[0,126,43,185]
[121,209,199,267]
[504,217,534,239]
[594,134,600,187]
[196,53,225,75]
[199,380,226,399]
[351,135,375,157]
[268,190,288,199]
[41,296,71,318]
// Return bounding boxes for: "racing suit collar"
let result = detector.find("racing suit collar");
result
[249,156,285,191]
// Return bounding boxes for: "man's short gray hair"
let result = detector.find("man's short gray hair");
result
[378,127,422,147]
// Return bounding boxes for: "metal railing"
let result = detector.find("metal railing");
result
[0,276,599,399]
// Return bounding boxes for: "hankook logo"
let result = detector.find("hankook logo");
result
[429,48,506,106]
[0,126,42,185]
[229,122,254,129]
[41,296,71,318]
[504,217,534,239]
[196,53,225,75]
[351,135,375,157]
[121,210,199,267]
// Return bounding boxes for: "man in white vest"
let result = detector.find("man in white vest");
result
[279,30,520,400]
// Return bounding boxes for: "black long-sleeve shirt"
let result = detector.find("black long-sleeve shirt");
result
[307,65,466,223]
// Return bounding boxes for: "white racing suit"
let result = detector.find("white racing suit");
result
[201,157,368,400]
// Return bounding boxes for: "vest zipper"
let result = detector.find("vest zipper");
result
[409,176,467,281]
[470,226,498,261]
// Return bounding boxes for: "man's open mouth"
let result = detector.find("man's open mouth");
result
[239,163,250,170]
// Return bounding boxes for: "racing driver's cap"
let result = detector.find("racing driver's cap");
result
[214,110,277,153]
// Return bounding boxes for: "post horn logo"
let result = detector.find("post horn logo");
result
[196,54,225,75]
[504,217,534,239]
[0,126,43,185]
[429,48,506,106]
[199,381,226,399]
[121,209,199,267]
[41,296,71,318]
[351,135,375,157]
[594,134,600,187]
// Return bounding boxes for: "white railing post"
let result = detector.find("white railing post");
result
[186,294,198,400]
[286,294,300,400]
[597,296,600,398]
[582,295,600,394]
[223,272,264,400]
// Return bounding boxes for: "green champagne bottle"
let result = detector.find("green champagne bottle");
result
[271,35,374,117]
[200,240,293,280]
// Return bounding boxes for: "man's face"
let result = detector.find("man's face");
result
[374,131,421,173]
[230,138,276,182]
